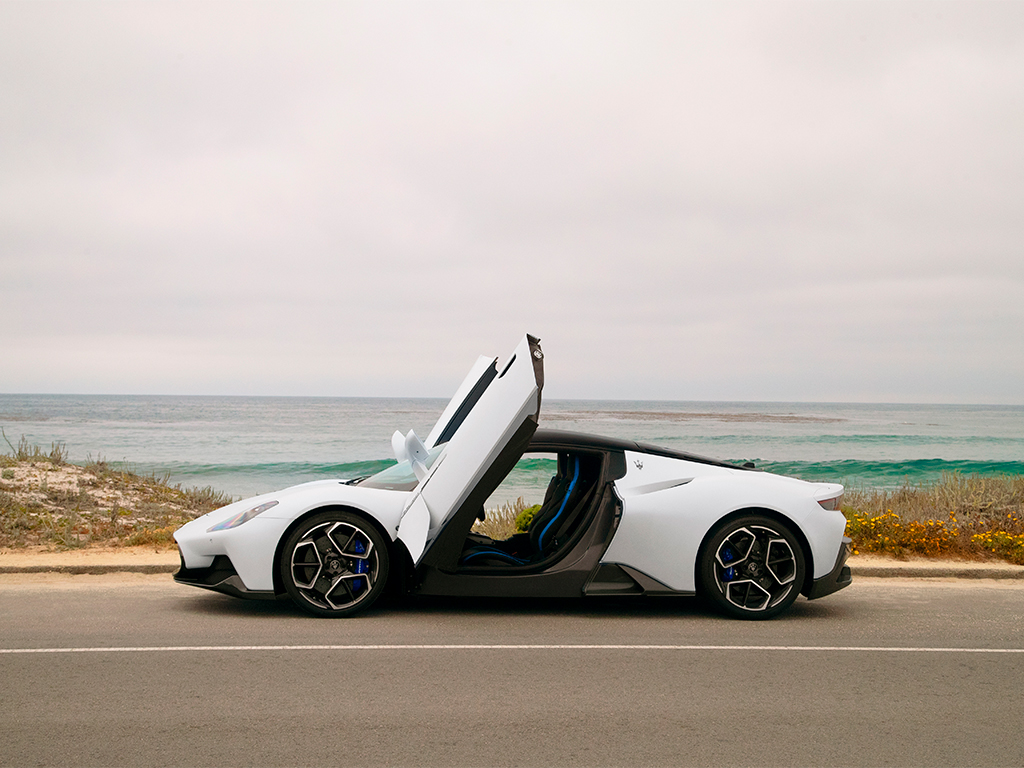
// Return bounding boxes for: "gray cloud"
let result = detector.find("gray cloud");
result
[2,1,1022,402]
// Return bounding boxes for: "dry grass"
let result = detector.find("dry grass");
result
[1,429,69,466]
[843,473,1024,563]
[844,473,1024,523]
[0,435,233,550]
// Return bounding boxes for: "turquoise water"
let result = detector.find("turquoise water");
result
[1,394,1022,500]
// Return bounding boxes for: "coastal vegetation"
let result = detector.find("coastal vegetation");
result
[0,433,231,550]
[2,434,1023,564]
[843,474,1024,563]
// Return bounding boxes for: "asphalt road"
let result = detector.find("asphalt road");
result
[2,575,1024,767]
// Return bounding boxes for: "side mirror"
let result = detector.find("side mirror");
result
[404,430,429,481]
[392,429,429,481]
[404,430,428,465]
[391,430,409,464]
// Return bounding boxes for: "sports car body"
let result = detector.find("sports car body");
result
[174,335,852,619]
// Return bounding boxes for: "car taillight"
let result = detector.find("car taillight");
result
[818,495,843,511]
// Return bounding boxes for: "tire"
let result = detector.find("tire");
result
[280,511,390,618]
[699,514,806,620]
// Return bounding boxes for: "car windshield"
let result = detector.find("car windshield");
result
[357,443,446,491]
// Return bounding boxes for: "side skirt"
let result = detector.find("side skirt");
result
[584,563,696,597]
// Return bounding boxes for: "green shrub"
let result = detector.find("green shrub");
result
[514,504,542,533]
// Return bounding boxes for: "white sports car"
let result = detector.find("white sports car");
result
[174,335,852,620]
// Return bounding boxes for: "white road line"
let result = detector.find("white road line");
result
[1,644,1023,654]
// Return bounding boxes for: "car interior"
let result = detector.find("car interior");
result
[458,451,602,568]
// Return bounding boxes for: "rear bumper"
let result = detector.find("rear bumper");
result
[174,552,279,601]
[804,537,853,600]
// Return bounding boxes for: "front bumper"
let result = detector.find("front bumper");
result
[804,536,853,600]
[174,552,279,601]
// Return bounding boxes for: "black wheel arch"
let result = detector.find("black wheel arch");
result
[693,506,815,597]
[271,505,404,597]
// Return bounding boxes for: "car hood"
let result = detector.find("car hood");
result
[183,479,410,536]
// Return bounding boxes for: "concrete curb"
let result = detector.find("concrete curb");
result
[0,564,179,575]
[850,564,1024,579]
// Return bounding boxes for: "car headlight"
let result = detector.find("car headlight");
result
[207,501,279,532]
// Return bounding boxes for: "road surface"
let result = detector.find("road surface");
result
[2,574,1023,766]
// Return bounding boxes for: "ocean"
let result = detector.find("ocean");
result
[1,394,1022,502]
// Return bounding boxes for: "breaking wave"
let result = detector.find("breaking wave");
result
[736,458,1024,489]
[137,456,1024,499]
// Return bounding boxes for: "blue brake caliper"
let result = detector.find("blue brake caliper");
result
[721,545,737,582]
[351,539,369,592]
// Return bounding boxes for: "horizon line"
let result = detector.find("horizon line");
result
[1,392,1022,408]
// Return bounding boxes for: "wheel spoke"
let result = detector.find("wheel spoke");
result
[326,523,354,554]
[716,528,754,569]
[324,581,352,609]
[725,579,770,611]
[291,540,323,590]
[343,531,373,559]
[767,583,794,608]
[325,572,372,609]
[765,538,797,585]
[341,570,374,588]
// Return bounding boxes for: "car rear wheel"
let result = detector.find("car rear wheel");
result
[699,514,805,620]
[280,511,389,618]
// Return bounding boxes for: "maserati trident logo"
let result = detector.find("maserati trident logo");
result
[634,459,643,470]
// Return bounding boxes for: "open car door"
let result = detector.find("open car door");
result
[397,334,544,565]
[425,354,499,448]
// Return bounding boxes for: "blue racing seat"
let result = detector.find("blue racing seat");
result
[459,455,589,567]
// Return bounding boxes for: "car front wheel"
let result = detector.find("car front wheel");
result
[280,511,389,618]
[699,515,806,620]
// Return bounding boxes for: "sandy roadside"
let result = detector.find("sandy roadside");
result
[0,545,179,569]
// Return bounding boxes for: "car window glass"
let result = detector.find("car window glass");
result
[483,453,558,510]
[358,444,445,491]
[466,453,558,539]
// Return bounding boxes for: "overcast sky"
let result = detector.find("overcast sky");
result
[2,1,1022,403]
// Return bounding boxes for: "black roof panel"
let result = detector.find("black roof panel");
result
[529,428,751,471]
